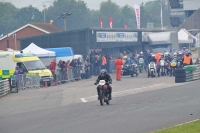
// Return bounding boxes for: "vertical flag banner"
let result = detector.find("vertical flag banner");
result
[134,4,140,29]
[100,17,103,28]
[110,17,113,28]
[161,2,163,29]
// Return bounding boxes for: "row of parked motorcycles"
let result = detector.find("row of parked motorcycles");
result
[147,58,182,78]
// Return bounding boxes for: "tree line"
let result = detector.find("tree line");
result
[0,0,170,35]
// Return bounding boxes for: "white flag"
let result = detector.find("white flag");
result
[134,4,140,29]
[161,3,163,29]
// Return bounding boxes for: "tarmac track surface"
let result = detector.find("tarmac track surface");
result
[0,73,199,133]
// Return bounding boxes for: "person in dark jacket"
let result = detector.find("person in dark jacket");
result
[94,69,112,100]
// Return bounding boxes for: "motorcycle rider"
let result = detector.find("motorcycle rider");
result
[138,51,145,72]
[138,52,145,61]
[124,56,132,66]
[177,51,184,68]
[148,54,159,76]
[164,52,172,75]
[94,69,112,100]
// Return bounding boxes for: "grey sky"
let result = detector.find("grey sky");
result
[4,0,152,10]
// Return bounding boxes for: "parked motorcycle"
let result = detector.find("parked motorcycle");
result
[170,60,177,76]
[97,80,110,106]
[138,57,144,73]
[160,59,166,76]
[130,62,139,77]
[148,61,156,78]
[122,63,138,77]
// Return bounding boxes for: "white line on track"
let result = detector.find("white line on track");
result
[80,98,87,103]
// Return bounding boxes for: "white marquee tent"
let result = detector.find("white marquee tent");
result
[22,43,55,57]
[22,43,56,66]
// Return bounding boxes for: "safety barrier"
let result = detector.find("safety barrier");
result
[13,73,40,90]
[175,65,200,83]
[57,68,81,84]
[0,79,10,97]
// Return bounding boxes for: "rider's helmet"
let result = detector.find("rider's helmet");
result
[140,51,143,55]
[185,49,189,54]
[161,53,164,58]
[173,52,177,58]
[151,54,156,60]
[164,52,169,58]
[123,56,128,60]
[100,69,107,77]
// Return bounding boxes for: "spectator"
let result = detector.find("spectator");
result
[77,58,82,79]
[61,61,66,81]
[102,54,107,69]
[85,59,91,79]
[74,59,78,79]
[14,66,20,89]
[90,52,95,76]
[50,59,56,81]
[70,59,76,78]
[56,60,62,82]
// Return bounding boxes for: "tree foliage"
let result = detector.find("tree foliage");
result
[0,0,170,34]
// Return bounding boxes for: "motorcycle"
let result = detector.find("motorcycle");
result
[122,63,138,77]
[130,62,139,77]
[160,59,166,76]
[97,80,110,106]
[165,60,171,75]
[138,57,144,73]
[177,58,182,68]
[148,61,156,78]
[170,60,177,76]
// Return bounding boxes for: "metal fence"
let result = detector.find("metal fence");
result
[56,68,82,84]
[0,79,10,97]
[13,73,40,90]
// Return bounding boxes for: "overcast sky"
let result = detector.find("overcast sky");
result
[3,0,152,10]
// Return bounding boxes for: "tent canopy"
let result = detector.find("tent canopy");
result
[178,29,194,44]
[22,43,55,57]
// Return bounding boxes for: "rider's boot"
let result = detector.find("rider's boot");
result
[109,95,112,100]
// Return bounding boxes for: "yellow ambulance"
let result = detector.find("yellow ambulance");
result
[0,51,53,85]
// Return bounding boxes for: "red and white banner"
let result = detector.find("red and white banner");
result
[134,4,140,29]
[110,17,113,28]
[100,17,103,28]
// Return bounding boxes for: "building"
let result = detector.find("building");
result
[169,0,200,27]
[0,22,63,50]
[19,27,177,59]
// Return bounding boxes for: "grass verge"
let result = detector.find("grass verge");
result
[154,119,200,133]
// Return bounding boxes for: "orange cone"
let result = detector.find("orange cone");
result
[54,80,59,86]
[45,81,48,88]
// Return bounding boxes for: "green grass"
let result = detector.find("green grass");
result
[154,119,200,133]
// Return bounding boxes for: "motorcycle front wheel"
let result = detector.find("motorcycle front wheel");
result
[99,90,104,106]
[151,71,154,78]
